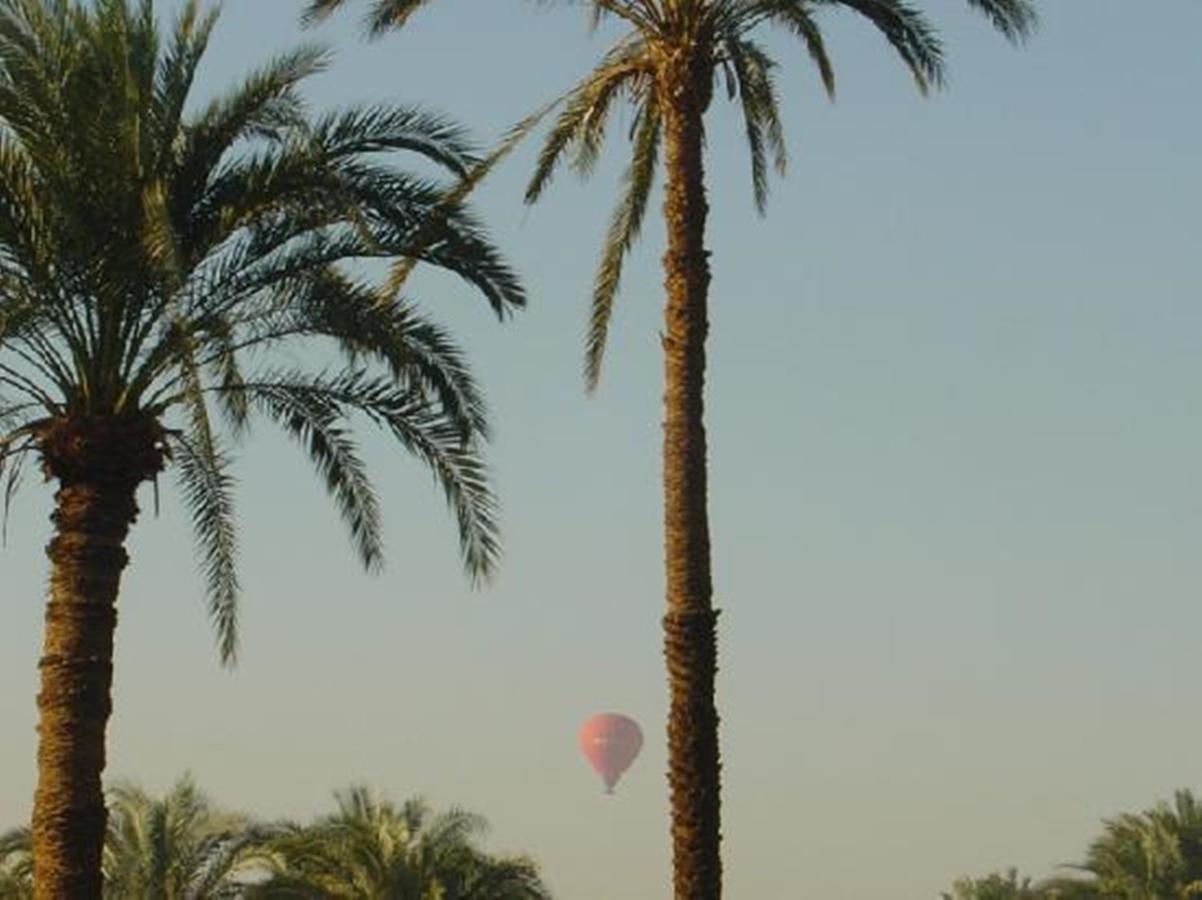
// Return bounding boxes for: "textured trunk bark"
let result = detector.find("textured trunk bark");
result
[32,416,162,899]
[32,479,136,898]
[660,58,722,900]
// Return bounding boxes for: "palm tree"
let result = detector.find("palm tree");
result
[1,776,271,899]
[0,0,524,894]
[248,786,551,899]
[101,775,269,899]
[942,869,1045,900]
[942,792,1202,899]
[303,1,1037,897]
[1047,790,1202,898]
[0,827,33,900]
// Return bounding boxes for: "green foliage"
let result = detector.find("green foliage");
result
[942,869,1044,900]
[0,826,33,899]
[303,0,1035,389]
[1067,790,1202,898]
[101,775,266,900]
[0,0,526,661]
[302,0,434,37]
[946,791,1202,899]
[245,786,552,899]
[1,776,552,899]
[0,774,262,899]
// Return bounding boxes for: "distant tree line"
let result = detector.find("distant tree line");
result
[0,775,551,899]
[944,790,1202,899]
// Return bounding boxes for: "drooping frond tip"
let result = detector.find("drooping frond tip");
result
[965,0,1039,43]
[171,432,240,665]
[378,103,549,315]
[586,99,660,392]
[301,0,435,38]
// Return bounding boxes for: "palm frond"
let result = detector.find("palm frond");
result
[253,785,550,899]
[306,104,477,177]
[525,39,649,204]
[744,0,836,98]
[301,0,436,37]
[150,0,219,173]
[175,43,329,210]
[592,0,663,33]
[170,429,240,665]
[586,97,660,391]
[102,775,261,899]
[238,370,384,575]
[963,0,1038,42]
[460,856,554,900]
[0,433,31,545]
[0,826,31,859]
[360,179,526,318]
[0,133,55,278]
[239,369,499,582]
[185,824,277,900]
[141,177,184,286]
[286,269,491,438]
[813,0,944,93]
[0,824,33,896]
[205,315,249,437]
[726,37,787,214]
[381,98,555,308]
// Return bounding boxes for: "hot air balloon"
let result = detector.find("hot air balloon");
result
[578,713,643,794]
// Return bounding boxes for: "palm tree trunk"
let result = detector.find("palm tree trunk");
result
[32,416,162,899]
[660,59,722,900]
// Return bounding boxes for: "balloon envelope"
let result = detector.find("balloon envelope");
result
[578,713,643,793]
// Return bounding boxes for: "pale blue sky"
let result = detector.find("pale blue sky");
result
[3,1,1202,897]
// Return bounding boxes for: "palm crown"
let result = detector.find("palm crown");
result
[100,776,266,899]
[0,0,524,662]
[249,786,552,899]
[1069,791,1202,897]
[304,0,1035,387]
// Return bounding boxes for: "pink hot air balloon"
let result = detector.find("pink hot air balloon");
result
[578,713,643,794]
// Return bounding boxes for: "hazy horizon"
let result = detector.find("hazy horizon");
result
[3,1,1201,897]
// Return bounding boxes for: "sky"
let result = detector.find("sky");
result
[2,1,1202,897]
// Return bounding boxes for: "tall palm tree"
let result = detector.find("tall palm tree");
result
[248,786,552,899]
[0,0,523,895]
[101,775,268,899]
[303,1,1036,897]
